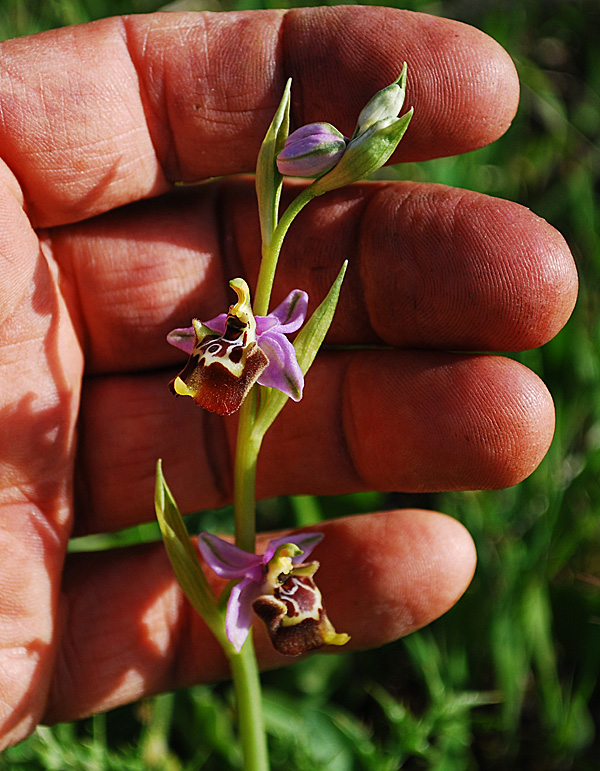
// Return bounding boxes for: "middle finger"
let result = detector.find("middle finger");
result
[50,178,577,374]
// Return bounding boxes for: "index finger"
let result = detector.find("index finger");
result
[0,6,518,227]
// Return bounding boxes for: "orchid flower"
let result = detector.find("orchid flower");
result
[167,278,307,415]
[198,531,350,655]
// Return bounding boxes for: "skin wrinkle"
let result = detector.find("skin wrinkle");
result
[446,191,514,343]
[447,194,529,347]
[302,193,371,318]
[340,353,373,493]
[163,16,209,181]
[73,375,234,535]
[47,545,208,722]
[162,11,285,181]
[328,187,377,343]
[121,15,182,181]
[449,369,547,488]
[0,177,37,326]
[200,406,234,512]
[214,177,250,294]
[424,28,496,144]
[48,189,227,375]
[39,232,88,374]
[0,18,168,227]
[262,353,358,497]
[0,503,61,738]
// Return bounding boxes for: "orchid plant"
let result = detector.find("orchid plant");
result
[154,66,413,770]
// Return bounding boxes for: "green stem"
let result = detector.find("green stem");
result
[229,638,270,771]
[231,387,269,770]
[233,389,262,553]
[253,185,317,317]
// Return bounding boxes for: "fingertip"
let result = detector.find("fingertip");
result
[344,351,556,493]
[285,7,520,160]
[397,11,521,159]
[312,509,477,650]
[445,192,578,350]
[407,510,477,627]
[355,183,577,352]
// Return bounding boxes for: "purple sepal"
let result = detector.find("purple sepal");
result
[166,327,195,355]
[257,290,308,334]
[226,578,262,652]
[197,532,263,580]
[257,332,304,400]
[277,123,346,178]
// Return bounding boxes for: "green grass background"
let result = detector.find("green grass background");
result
[1,0,599,768]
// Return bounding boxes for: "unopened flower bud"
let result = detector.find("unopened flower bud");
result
[277,122,346,177]
[355,62,408,135]
[309,108,413,196]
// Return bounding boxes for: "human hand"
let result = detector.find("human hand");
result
[0,6,576,749]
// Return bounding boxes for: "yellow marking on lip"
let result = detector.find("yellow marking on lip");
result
[172,376,196,397]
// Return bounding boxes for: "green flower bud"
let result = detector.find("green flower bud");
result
[355,62,408,136]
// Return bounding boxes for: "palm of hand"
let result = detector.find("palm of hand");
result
[0,7,577,749]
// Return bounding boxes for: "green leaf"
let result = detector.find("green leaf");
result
[255,78,291,249]
[252,261,347,441]
[154,460,230,649]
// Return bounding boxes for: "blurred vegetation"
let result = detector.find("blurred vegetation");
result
[1,0,599,769]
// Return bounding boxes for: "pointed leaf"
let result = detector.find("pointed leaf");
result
[154,460,230,648]
[255,79,291,248]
